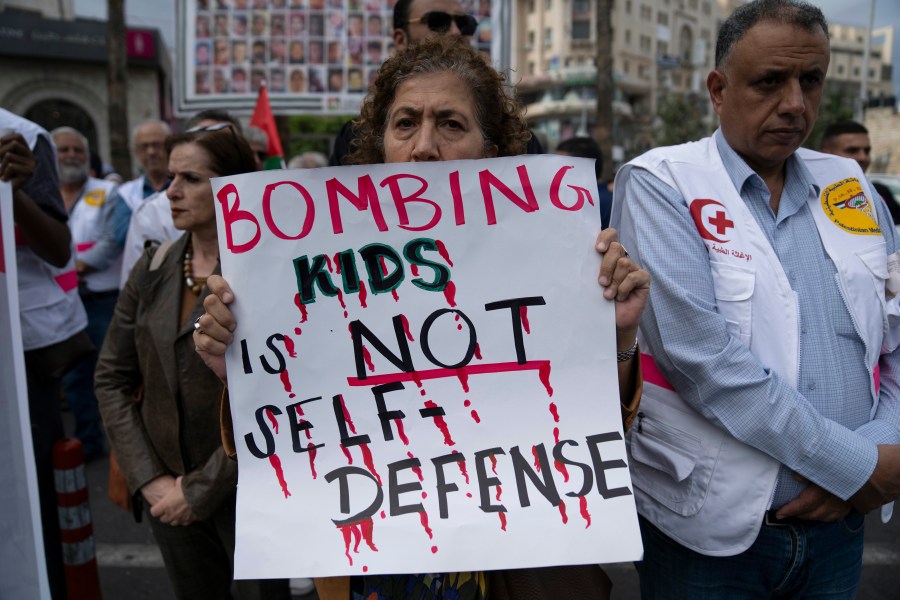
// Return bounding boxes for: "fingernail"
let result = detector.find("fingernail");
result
[599,275,609,286]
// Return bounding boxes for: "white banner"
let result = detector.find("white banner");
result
[0,181,50,598]
[214,155,642,578]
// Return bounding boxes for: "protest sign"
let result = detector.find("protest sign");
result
[214,154,642,578]
[0,181,50,598]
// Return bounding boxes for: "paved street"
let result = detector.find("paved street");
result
[75,431,898,599]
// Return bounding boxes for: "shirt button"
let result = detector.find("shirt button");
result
[808,382,816,390]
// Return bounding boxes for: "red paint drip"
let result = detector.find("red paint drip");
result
[495,484,503,502]
[282,334,297,358]
[324,254,334,272]
[269,454,290,498]
[549,402,560,423]
[400,314,415,341]
[341,445,353,464]
[392,289,399,302]
[333,252,341,274]
[338,395,357,433]
[579,496,592,528]
[380,510,386,519]
[360,517,378,551]
[424,400,455,446]
[307,443,318,479]
[532,446,541,473]
[489,454,498,475]
[499,512,507,531]
[336,289,348,318]
[300,420,312,439]
[396,419,410,445]
[419,510,433,539]
[293,293,308,323]
[294,327,302,335]
[464,399,471,407]
[358,280,368,308]
[443,280,457,307]
[435,239,454,267]
[539,363,554,397]
[265,408,279,434]
[456,368,469,392]
[363,566,368,573]
[295,404,305,416]
[553,427,560,444]
[407,452,425,481]
[420,389,426,396]
[362,346,375,372]
[466,493,472,498]
[360,443,382,485]
[411,371,422,389]
[457,324,463,331]
[279,370,294,399]
[470,410,481,423]
[554,459,570,482]
[520,306,531,334]
[452,450,470,484]
[474,343,482,360]
[558,500,568,524]
[337,525,355,566]
[410,264,419,277]
[431,546,438,554]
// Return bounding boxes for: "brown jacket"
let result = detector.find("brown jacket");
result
[96,234,234,520]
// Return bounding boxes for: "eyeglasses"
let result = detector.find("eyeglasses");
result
[407,12,478,36]
[135,141,165,152]
[185,122,243,158]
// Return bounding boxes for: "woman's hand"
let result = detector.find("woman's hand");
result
[193,274,237,382]
[595,228,650,349]
[140,474,176,506]
[149,476,198,527]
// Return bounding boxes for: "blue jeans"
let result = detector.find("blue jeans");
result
[636,512,865,599]
[62,290,118,457]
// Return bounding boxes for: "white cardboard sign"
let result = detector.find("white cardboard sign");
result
[213,155,642,579]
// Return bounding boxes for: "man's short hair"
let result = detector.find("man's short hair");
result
[821,120,869,147]
[393,0,414,32]
[556,137,603,180]
[715,0,828,68]
[244,125,269,148]
[50,126,90,154]
[132,119,171,140]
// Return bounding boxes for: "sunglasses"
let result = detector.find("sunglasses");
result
[407,12,478,36]
[185,122,244,160]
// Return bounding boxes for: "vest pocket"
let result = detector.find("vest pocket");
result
[628,406,723,517]
[710,261,755,346]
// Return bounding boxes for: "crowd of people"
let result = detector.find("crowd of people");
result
[3,0,900,599]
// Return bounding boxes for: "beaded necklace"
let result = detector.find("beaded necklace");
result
[183,238,205,295]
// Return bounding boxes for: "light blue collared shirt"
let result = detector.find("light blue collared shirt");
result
[614,130,900,505]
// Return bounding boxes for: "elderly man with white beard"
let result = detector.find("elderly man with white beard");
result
[51,126,122,460]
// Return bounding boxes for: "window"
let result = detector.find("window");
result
[545,0,552,10]
[837,64,845,75]
[626,0,632,14]
[641,5,652,20]
[624,59,630,74]
[544,27,553,47]
[702,1,711,15]
[640,34,652,52]
[658,41,669,55]
[529,62,535,75]
[657,13,669,25]
[625,29,631,44]
[638,64,650,80]
[528,0,535,13]
[700,28,710,40]
[527,31,535,48]
[688,0,698,9]
[853,66,860,76]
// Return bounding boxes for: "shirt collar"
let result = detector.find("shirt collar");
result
[714,129,819,211]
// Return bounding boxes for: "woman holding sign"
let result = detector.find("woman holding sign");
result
[195,37,648,600]
[95,126,291,600]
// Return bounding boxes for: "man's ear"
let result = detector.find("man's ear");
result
[707,69,726,115]
[393,28,408,51]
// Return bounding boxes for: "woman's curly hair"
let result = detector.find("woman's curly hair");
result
[345,36,531,164]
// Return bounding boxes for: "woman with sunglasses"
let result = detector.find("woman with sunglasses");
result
[195,37,648,600]
[95,126,291,600]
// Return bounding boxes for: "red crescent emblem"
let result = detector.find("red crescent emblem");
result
[690,199,734,243]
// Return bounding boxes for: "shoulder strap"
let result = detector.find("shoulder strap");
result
[149,240,175,272]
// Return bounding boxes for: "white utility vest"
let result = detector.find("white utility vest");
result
[617,137,897,555]
[0,108,87,350]
[116,175,146,213]
[69,177,121,293]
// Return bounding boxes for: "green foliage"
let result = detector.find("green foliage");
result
[653,93,709,147]
[284,114,356,158]
[805,90,854,150]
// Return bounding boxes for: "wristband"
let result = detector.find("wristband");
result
[617,338,638,363]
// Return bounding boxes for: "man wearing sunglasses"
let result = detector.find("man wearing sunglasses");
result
[329,0,544,166]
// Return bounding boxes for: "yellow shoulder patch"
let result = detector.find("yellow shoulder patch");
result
[820,177,881,236]
[83,189,106,207]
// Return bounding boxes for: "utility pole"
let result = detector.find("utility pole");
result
[107,0,132,178]
[594,0,614,181]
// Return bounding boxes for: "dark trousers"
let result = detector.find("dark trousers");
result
[147,493,291,600]
[62,291,118,457]
[24,350,66,600]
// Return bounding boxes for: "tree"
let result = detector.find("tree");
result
[593,0,614,181]
[107,0,131,178]
[653,93,709,147]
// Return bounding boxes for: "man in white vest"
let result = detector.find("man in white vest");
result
[112,119,171,247]
[611,0,900,596]
[2,110,88,599]
[51,126,121,461]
